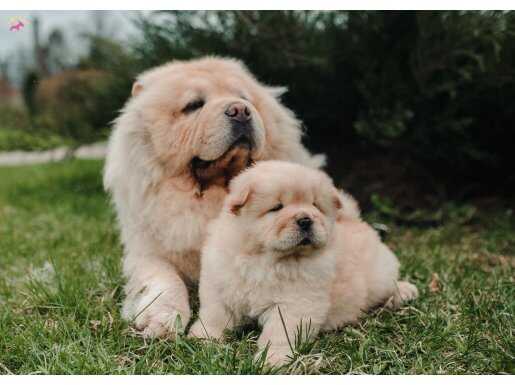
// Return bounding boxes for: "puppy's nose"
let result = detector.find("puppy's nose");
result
[297,217,313,231]
[225,102,251,123]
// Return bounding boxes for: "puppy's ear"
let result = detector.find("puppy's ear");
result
[228,186,252,215]
[131,81,143,97]
[333,190,343,211]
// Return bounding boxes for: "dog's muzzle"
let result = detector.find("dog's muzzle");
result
[191,135,254,192]
[191,102,258,192]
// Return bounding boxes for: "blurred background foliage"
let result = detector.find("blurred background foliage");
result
[1,10,514,212]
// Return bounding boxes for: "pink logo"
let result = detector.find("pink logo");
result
[9,17,29,32]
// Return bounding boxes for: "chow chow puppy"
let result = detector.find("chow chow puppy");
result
[103,57,325,337]
[189,161,418,365]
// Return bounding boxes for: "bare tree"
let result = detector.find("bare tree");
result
[32,17,49,76]
[30,16,68,77]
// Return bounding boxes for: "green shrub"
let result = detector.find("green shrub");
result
[0,104,69,151]
[0,128,70,152]
[21,37,138,146]
[0,106,32,132]
[33,70,113,144]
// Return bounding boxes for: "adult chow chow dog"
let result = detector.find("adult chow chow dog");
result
[104,57,325,337]
[190,161,418,365]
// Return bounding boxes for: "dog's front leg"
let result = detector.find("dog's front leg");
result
[189,272,234,340]
[121,245,191,338]
[189,301,233,340]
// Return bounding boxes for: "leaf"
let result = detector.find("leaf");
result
[429,273,441,293]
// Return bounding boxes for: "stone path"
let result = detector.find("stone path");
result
[0,142,107,166]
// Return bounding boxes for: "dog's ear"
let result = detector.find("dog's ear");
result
[228,185,252,215]
[131,81,143,97]
[333,190,343,211]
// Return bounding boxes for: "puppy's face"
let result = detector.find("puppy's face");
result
[226,162,342,258]
[130,59,275,189]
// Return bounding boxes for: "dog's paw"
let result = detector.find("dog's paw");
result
[388,280,419,309]
[255,346,292,367]
[188,320,224,340]
[265,353,290,367]
[122,285,191,339]
[397,281,419,301]
[188,320,208,339]
[134,308,188,338]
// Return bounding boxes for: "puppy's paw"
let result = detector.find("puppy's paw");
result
[255,346,292,367]
[188,320,206,338]
[397,281,419,301]
[388,281,419,309]
[266,353,290,367]
[188,320,224,340]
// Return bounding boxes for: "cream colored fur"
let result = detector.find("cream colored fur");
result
[103,57,325,337]
[189,161,418,365]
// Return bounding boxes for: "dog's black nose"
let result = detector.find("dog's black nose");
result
[225,102,251,123]
[297,217,313,231]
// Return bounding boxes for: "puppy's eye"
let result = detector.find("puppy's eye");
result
[182,99,205,114]
[313,202,324,213]
[268,203,283,213]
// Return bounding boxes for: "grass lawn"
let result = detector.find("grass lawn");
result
[0,159,513,374]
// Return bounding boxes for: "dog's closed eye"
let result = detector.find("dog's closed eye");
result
[182,99,205,114]
[267,203,283,213]
[313,202,325,214]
